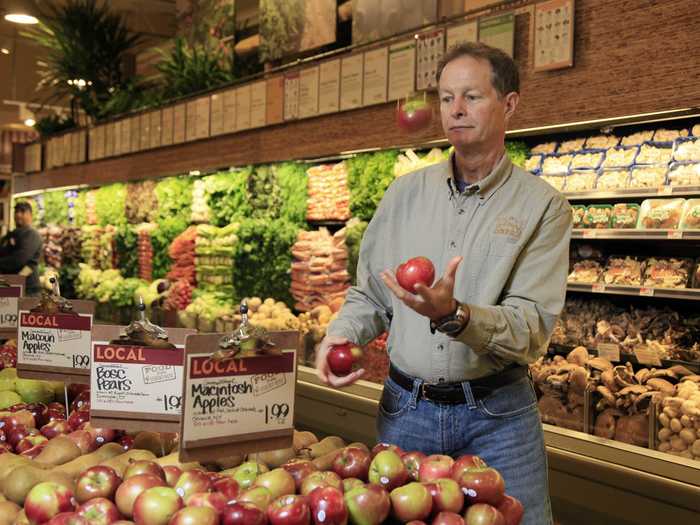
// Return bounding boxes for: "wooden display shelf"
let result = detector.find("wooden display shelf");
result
[567,282,700,300]
[571,229,700,240]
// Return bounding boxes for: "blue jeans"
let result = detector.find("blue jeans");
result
[377,372,552,525]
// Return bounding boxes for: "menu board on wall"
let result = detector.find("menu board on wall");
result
[266,76,284,125]
[446,20,478,50]
[210,93,225,136]
[102,124,113,158]
[161,106,174,146]
[534,0,575,72]
[318,59,340,115]
[140,112,151,150]
[150,110,162,149]
[363,47,388,106]
[173,103,186,144]
[195,96,211,139]
[298,67,319,119]
[78,130,87,163]
[130,116,140,152]
[416,30,445,90]
[478,13,515,57]
[113,121,122,157]
[63,133,72,164]
[250,81,267,128]
[284,72,300,121]
[223,89,237,133]
[340,54,363,111]
[121,118,131,155]
[388,40,416,101]
[93,126,105,160]
[185,100,198,141]
[236,85,252,131]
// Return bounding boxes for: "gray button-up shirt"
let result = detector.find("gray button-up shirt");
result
[327,153,572,382]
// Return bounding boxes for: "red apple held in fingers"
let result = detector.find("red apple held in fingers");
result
[396,257,436,293]
[124,460,166,481]
[115,474,166,518]
[16,434,49,454]
[267,495,311,525]
[221,502,267,525]
[326,345,363,377]
[402,451,427,481]
[168,506,219,525]
[368,450,408,491]
[186,491,228,514]
[133,486,183,525]
[301,471,343,496]
[342,479,364,493]
[464,504,505,525]
[41,419,72,439]
[238,487,273,512]
[174,469,212,501]
[24,481,76,525]
[390,482,433,522]
[450,456,488,482]
[369,443,404,459]
[419,455,455,482]
[457,468,505,507]
[281,460,318,492]
[495,495,523,525]
[343,484,390,525]
[254,468,296,499]
[76,497,121,525]
[213,476,241,502]
[432,512,465,525]
[332,447,371,481]
[46,513,89,525]
[75,466,122,503]
[163,466,183,487]
[308,486,348,525]
[424,479,464,514]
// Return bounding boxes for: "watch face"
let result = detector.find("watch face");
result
[439,320,463,333]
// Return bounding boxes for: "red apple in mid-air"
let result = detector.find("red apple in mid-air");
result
[75,466,122,503]
[115,474,166,518]
[333,447,371,481]
[169,506,219,525]
[133,486,183,525]
[402,451,427,481]
[368,450,409,491]
[267,495,311,525]
[46,513,89,525]
[213,476,241,502]
[495,495,524,525]
[343,484,390,525]
[456,468,505,507]
[186,491,228,514]
[326,344,363,377]
[369,443,404,459]
[450,456,488,482]
[396,257,435,293]
[419,455,455,482]
[281,460,318,492]
[24,481,76,525]
[221,502,268,525]
[76,497,121,525]
[464,504,505,525]
[396,96,433,133]
[123,460,166,481]
[432,512,465,525]
[300,471,343,496]
[163,466,183,487]
[254,468,296,499]
[424,479,464,514]
[308,486,348,525]
[342,479,364,493]
[174,469,212,501]
[390,482,433,522]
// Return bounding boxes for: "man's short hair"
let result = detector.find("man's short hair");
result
[436,42,520,97]
[14,202,32,214]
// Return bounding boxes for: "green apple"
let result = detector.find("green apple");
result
[368,450,408,491]
[232,461,269,489]
[254,468,296,499]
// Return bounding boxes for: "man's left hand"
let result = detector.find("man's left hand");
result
[381,256,464,321]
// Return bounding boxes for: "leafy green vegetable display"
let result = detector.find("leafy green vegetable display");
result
[73,190,87,227]
[42,190,69,225]
[204,169,252,226]
[347,150,399,221]
[274,162,308,226]
[115,225,138,278]
[154,176,193,225]
[94,183,127,227]
[345,219,368,286]
[248,165,283,220]
[505,141,529,168]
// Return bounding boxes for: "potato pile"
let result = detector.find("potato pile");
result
[656,377,700,459]
[247,297,301,331]
[298,305,338,344]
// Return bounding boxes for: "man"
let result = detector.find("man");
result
[0,202,43,296]
[316,42,571,525]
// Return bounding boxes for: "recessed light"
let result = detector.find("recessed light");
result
[0,48,9,55]
[4,13,38,24]
[24,118,36,127]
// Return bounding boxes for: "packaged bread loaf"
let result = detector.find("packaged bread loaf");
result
[540,175,566,191]
[542,154,573,175]
[652,128,688,142]
[667,163,700,186]
[525,154,543,173]
[629,166,667,188]
[566,171,597,192]
[621,130,654,146]
[673,138,700,162]
[596,169,630,190]
[558,138,586,154]
[571,152,604,170]
[602,146,638,168]
[584,135,619,150]
[636,144,673,165]
[531,142,558,154]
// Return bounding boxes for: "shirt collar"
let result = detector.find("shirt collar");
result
[446,151,513,201]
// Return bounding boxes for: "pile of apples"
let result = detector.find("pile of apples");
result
[5,441,522,525]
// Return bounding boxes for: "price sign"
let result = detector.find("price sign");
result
[0,277,24,337]
[667,230,683,239]
[179,332,298,462]
[592,283,606,293]
[582,229,597,239]
[634,346,662,367]
[17,298,95,383]
[597,343,620,362]
[90,325,194,433]
[639,287,655,297]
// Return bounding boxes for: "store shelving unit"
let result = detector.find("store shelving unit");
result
[565,186,700,201]
[567,282,700,300]
[571,228,700,240]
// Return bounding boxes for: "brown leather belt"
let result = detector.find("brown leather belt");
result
[389,364,528,404]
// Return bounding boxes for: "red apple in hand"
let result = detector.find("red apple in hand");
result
[115,474,166,518]
[396,257,435,293]
[169,506,219,525]
[419,455,454,482]
[368,450,408,491]
[433,512,465,525]
[457,468,505,507]
[326,345,363,377]
[424,478,464,514]
[464,504,505,525]
[300,471,343,496]
[133,486,183,525]
[495,495,523,525]
[75,466,122,503]
[390,482,433,522]
[333,447,371,481]
[343,484,390,525]
[186,491,228,514]
[76,497,121,525]
[268,495,311,525]
[25,481,76,525]
[124,460,166,481]
[450,456,488,482]
[309,486,348,525]
[222,502,267,525]
[281,460,318,492]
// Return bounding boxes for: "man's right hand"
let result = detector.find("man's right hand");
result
[315,335,365,388]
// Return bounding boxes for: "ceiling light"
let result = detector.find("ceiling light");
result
[24,117,35,127]
[4,0,39,24]
[0,48,9,55]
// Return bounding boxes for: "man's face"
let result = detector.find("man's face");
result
[14,210,31,228]
[438,55,518,153]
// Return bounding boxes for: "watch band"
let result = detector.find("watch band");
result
[430,301,468,336]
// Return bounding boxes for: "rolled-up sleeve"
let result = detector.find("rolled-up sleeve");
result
[457,200,572,365]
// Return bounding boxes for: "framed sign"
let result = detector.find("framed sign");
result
[318,59,340,115]
[90,325,194,433]
[0,276,25,340]
[298,67,319,119]
[446,20,478,50]
[478,13,515,58]
[388,40,416,101]
[265,77,284,125]
[17,298,95,384]
[284,72,300,121]
[533,0,575,72]
[250,81,267,128]
[340,54,363,111]
[363,47,388,106]
[416,30,445,90]
[179,331,299,462]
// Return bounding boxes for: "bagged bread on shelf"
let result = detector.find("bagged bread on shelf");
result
[531,142,558,154]
[584,135,619,150]
[667,163,700,186]
[568,259,604,283]
[540,174,566,191]
[652,128,688,143]
[642,257,692,288]
[680,199,700,229]
[542,154,573,175]
[636,144,673,165]
[582,205,613,229]
[571,152,604,170]
[566,171,597,192]
[558,138,586,153]
[673,137,700,162]
[306,162,352,221]
[571,205,586,228]
[611,203,640,229]
[629,166,667,188]
[596,169,630,190]
[525,154,543,173]
[602,256,643,285]
[621,130,654,146]
[602,146,638,168]
[638,198,685,229]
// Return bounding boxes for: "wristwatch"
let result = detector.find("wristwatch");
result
[430,301,469,336]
